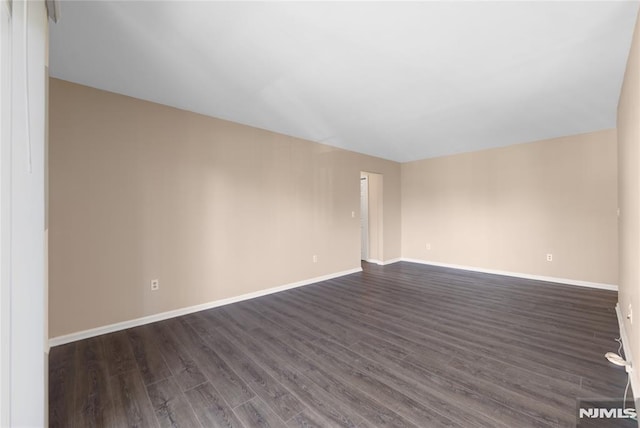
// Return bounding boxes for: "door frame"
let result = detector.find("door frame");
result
[360,173,369,261]
[360,171,383,264]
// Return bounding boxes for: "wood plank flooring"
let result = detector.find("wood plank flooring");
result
[49,262,632,427]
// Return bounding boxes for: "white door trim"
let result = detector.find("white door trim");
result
[0,1,13,426]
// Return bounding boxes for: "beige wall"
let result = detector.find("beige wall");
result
[617,9,640,399]
[49,76,622,340]
[49,78,401,338]
[401,129,618,285]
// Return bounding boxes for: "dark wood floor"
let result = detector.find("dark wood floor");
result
[49,262,631,427]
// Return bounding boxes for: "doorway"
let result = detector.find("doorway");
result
[360,174,369,260]
[360,171,383,264]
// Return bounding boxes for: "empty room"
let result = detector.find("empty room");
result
[3,1,640,427]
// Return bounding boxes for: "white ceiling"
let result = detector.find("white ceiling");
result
[49,1,639,162]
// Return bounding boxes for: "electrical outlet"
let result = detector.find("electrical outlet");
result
[151,279,159,291]
[628,304,633,325]
[546,254,553,262]
[426,243,431,250]
[312,255,318,263]
[351,211,355,218]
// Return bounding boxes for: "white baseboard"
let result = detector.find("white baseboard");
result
[48,267,362,348]
[49,258,616,348]
[364,258,402,266]
[401,258,618,291]
[616,304,639,405]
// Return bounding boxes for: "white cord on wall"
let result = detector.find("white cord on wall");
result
[610,337,633,412]
[23,0,31,174]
